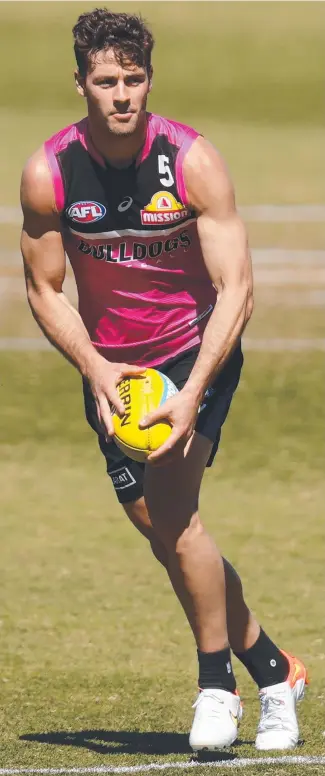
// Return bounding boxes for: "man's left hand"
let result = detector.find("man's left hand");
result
[139,389,200,464]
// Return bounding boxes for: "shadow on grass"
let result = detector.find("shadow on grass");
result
[20,729,254,758]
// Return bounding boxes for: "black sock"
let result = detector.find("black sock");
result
[234,629,289,689]
[198,647,236,692]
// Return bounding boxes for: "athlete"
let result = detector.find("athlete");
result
[20,9,308,751]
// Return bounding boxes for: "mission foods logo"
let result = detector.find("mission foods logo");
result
[67,201,106,223]
[141,191,190,225]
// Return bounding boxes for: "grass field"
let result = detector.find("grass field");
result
[0,2,324,204]
[1,352,325,775]
[1,2,324,774]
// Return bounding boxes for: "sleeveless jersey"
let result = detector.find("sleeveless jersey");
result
[44,113,217,367]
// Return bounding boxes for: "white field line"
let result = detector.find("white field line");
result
[0,338,324,353]
[257,290,325,307]
[252,249,325,266]
[0,206,22,224]
[2,204,325,224]
[1,755,325,773]
[1,249,325,268]
[253,269,325,285]
[243,338,325,352]
[240,205,325,223]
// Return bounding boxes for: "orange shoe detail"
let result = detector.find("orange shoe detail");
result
[234,688,244,706]
[281,650,309,688]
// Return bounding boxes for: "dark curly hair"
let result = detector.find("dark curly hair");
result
[73,8,154,77]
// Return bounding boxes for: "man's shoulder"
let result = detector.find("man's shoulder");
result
[147,112,200,146]
[20,116,88,213]
[43,116,88,154]
[21,146,57,214]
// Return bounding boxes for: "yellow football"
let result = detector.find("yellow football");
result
[112,368,178,462]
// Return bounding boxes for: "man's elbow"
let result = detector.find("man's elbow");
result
[221,283,254,323]
[245,291,254,323]
[25,274,41,308]
[25,276,53,314]
[26,283,42,322]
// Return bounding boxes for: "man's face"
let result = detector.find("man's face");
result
[76,49,151,136]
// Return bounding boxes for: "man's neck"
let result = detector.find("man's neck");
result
[88,113,148,169]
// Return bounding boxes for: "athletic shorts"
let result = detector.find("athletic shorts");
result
[83,343,243,504]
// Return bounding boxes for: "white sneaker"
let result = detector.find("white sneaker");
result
[189,688,242,751]
[256,651,309,750]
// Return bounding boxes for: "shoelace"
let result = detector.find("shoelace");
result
[192,692,225,717]
[259,695,287,730]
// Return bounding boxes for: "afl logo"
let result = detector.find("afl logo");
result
[67,201,106,223]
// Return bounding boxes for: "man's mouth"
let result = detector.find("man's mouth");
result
[112,111,135,120]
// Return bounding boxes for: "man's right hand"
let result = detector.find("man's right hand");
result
[85,356,145,439]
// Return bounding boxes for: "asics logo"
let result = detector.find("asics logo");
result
[118,196,133,212]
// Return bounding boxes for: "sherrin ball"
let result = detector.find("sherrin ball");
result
[112,368,178,462]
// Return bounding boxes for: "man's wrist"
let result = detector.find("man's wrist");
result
[181,379,206,406]
[79,347,104,379]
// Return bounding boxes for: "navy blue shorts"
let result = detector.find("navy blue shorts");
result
[83,343,243,504]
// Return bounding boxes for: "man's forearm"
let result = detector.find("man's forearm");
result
[183,286,252,402]
[27,286,101,376]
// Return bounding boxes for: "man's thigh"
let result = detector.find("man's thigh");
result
[123,428,211,537]
[144,431,213,543]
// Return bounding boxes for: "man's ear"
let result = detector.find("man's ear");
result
[148,66,153,92]
[74,70,86,98]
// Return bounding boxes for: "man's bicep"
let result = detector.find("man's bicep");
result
[183,137,252,289]
[20,148,67,293]
[196,210,252,289]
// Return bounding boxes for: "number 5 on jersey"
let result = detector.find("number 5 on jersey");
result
[158,155,174,187]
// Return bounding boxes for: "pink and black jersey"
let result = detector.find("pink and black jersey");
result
[44,113,216,367]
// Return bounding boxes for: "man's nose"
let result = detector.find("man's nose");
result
[113,81,130,104]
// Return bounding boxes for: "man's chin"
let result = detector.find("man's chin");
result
[107,115,138,136]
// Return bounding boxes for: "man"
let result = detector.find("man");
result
[20,8,308,751]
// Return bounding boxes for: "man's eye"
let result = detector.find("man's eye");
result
[128,78,144,86]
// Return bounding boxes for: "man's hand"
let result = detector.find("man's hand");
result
[139,388,200,464]
[86,357,145,439]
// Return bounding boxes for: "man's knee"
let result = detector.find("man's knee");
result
[174,511,204,555]
[153,508,204,555]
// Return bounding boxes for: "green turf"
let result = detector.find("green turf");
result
[1,2,323,124]
[0,1,324,204]
[0,351,324,770]
[0,3,324,772]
